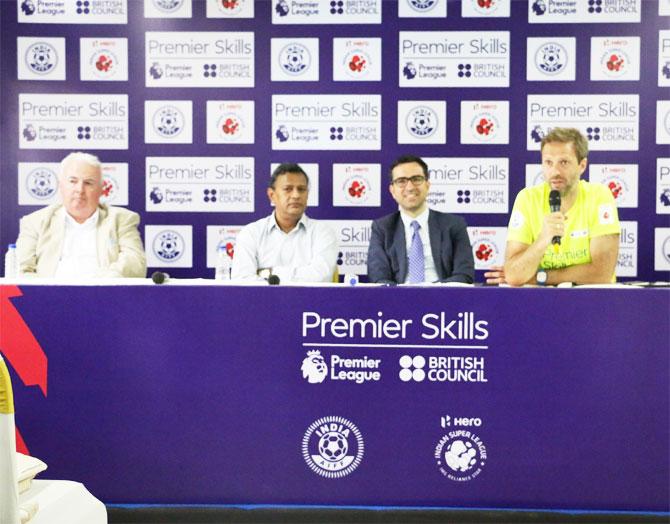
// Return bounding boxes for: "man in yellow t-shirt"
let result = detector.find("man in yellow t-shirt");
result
[491,128,620,286]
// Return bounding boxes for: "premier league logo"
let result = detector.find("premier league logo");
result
[406,106,437,139]
[149,62,163,80]
[302,416,364,478]
[26,168,57,200]
[532,0,546,15]
[663,62,670,80]
[149,187,164,204]
[279,43,310,75]
[275,125,289,142]
[661,189,670,208]
[25,42,58,75]
[301,350,328,384]
[153,230,184,262]
[22,124,37,142]
[530,125,545,143]
[153,106,184,138]
[21,0,35,15]
[403,62,417,80]
[275,0,289,16]
[535,42,567,75]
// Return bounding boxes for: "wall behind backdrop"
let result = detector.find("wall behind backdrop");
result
[1,0,669,281]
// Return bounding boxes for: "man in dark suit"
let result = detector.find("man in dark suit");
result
[367,155,474,285]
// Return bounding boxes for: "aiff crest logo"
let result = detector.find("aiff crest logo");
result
[26,167,57,200]
[302,416,364,478]
[152,0,184,13]
[408,0,437,12]
[153,230,184,262]
[153,105,184,138]
[280,43,310,76]
[406,106,437,139]
[535,42,567,76]
[302,350,328,383]
[25,42,58,75]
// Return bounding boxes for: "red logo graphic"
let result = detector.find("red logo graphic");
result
[1,286,48,455]
[608,180,623,199]
[475,243,493,261]
[102,178,116,198]
[95,54,113,72]
[606,54,624,72]
[221,0,239,9]
[225,242,235,258]
[476,118,494,136]
[477,0,493,8]
[348,55,366,73]
[222,117,240,135]
[348,180,366,198]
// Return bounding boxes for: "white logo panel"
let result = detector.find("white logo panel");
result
[588,164,638,208]
[657,158,670,214]
[467,227,508,270]
[460,101,509,144]
[462,0,510,17]
[323,220,372,275]
[272,94,381,150]
[146,157,254,212]
[206,101,254,144]
[206,225,243,268]
[425,157,509,214]
[17,37,66,80]
[655,228,670,271]
[206,0,254,17]
[271,38,319,82]
[19,93,128,150]
[145,225,193,268]
[333,38,381,81]
[590,37,640,81]
[144,0,192,18]
[660,31,670,87]
[145,32,254,88]
[272,0,381,24]
[526,37,576,81]
[80,38,128,81]
[525,164,545,188]
[662,0,670,16]
[658,101,670,144]
[397,101,446,144]
[399,31,510,88]
[528,0,640,23]
[18,162,59,205]
[270,163,319,207]
[527,94,639,151]
[398,0,446,18]
[18,0,128,23]
[616,221,637,277]
[332,164,381,207]
[145,101,193,144]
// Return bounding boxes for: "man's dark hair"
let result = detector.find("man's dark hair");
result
[269,163,309,188]
[389,155,429,182]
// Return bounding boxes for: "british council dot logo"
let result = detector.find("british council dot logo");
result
[25,42,58,75]
[152,0,184,12]
[153,230,184,262]
[26,167,58,200]
[535,42,567,76]
[435,431,487,482]
[399,355,426,382]
[407,0,437,12]
[301,350,328,384]
[153,105,184,139]
[279,43,311,76]
[302,416,364,478]
[406,106,437,139]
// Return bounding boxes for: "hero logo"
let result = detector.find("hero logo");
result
[216,113,244,141]
[440,415,482,428]
[301,350,380,384]
[471,0,499,14]
[26,167,57,200]
[101,175,118,203]
[152,230,184,262]
[25,42,58,75]
[90,49,118,78]
[470,112,499,142]
[474,240,498,264]
[153,106,184,138]
[343,49,370,78]
[216,0,244,15]
[279,43,311,76]
[600,48,629,78]
[535,42,567,76]
[406,106,437,139]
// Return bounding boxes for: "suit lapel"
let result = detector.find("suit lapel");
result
[428,211,444,280]
[40,207,66,276]
[392,213,408,282]
[96,205,110,267]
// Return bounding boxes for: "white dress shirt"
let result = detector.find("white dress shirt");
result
[231,213,338,283]
[399,208,438,284]
[54,210,100,279]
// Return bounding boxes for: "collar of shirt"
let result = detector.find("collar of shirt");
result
[268,212,308,235]
[64,208,99,230]
[399,207,430,232]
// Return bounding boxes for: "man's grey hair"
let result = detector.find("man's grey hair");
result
[59,152,102,181]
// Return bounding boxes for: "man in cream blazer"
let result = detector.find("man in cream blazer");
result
[16,153,146,279]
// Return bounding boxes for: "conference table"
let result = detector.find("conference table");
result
[1,281,668,513]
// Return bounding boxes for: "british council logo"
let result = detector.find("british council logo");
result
[26,167,58,200]
[301,350,328,384]
[25,42,58,75]
[153,230,184,262]
[153,105,184,139]
[434,431,487,482]
[279,43,311,76]
[407,0,438,12]
[302,416,364,479]
[151,0,183,12]
[535,42,567,76]
[406,106,437,139]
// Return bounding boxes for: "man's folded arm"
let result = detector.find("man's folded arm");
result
[101,212,147,278]
[543,234,619,285]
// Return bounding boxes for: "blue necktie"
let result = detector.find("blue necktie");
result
[408,220,425,284]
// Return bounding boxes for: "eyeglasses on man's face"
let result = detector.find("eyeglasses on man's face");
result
[391,175,427,188]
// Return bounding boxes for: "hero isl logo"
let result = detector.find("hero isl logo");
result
[216,0,244,14]
[474,241,495,263]
[344,49,370,77]
[217,113,244,141]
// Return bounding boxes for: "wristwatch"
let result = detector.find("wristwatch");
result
[536,269,548,286]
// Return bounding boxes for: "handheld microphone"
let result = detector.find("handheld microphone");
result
[549,190,562,247]
[267,274,280,286]
[151,271,170,284]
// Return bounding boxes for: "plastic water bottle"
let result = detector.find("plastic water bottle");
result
[214,244,231,281]
[4,244,17,279]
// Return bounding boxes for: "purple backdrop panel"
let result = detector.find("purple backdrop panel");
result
[3,285,669,511]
